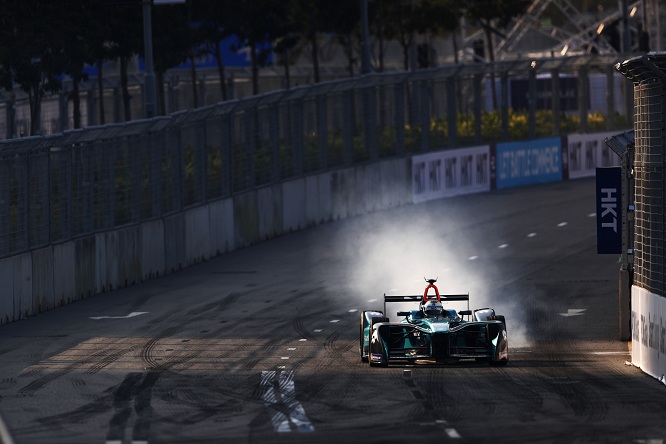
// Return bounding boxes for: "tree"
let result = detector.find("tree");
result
[234,0,286,94]
[325,0,361,76]
[378,0,420,70]
[150,2,191,114]
[58,0,103,129]
[0,1,64,135]
[465,0,530,64]
[191,0,236,101]
[465,0,529,106]
[99,0,144,122]
[418,0,462,65]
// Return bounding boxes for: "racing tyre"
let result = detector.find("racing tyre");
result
[368,317,389,367]
[360,312,368,363]
[491,314,508,366]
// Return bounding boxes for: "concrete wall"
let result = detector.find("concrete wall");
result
[0,158,411,325]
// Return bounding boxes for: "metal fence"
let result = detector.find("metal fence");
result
[0,55,633,260]
[617,53,666,297]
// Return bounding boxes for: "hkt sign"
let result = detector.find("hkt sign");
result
[596,167,621,254]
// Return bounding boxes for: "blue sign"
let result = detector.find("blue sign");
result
[596,167,622,254]
[138,35,273,72]
[495,137,562,189]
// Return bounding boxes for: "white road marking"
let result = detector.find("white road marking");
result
[446,428,462,439]
[281,357,290,360]
[468,256,478,261]
[527,232,537,238]
[587,213,596,217]
[90,312,148,320]
[557,222,568,227]
[278,371,315,432]
[287,347,296,351]
[299,339,307,342]
[368,298,378,302]
[558,309,586,317]
[0,411,15,444]
[330,319,340,323]
[498,244,509,249]
[260,371,291,432]
[348,309,358,313]
[314,329,322,333]
[258,371,317,434]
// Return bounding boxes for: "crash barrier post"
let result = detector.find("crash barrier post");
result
[616,52,666,383]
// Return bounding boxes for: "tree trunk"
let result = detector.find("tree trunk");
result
[310,30,320,83]
[120,56,131,122]
[484,25,497,109]
[283,52,291,90]
[97,60,105,125]
[342,34,354,76]
[214,39,227,101]
[250,40,259,95]
[157,71,166,116]
[189,49,198,109]
[71,75,81,129]
[28,87,42,136]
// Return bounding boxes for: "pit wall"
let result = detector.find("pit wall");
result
[0,131,623,326]
[631,286,666,385]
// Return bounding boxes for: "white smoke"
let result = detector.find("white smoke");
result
[332,203,533,348]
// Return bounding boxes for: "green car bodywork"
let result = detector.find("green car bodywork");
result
[360,295,509,367]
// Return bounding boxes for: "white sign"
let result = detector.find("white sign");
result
[412,145,491,203]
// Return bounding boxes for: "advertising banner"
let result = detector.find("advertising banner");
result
[596,167,622,254]
[494,137,562,189]
[568,132,622,179]
[412,145,491,203]
[632,286,666,384]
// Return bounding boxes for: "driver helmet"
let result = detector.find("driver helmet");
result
[422,300,443,317]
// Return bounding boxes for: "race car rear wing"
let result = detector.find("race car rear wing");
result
[383,293,469,314]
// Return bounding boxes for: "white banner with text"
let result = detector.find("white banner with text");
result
[412,145,491,203]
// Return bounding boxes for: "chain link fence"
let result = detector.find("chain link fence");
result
[0,55,632,260]
[617,54,666,296]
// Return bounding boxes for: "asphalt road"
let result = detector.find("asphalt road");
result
[1,177,665,444]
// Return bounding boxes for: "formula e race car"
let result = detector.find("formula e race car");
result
[360,278,508,366]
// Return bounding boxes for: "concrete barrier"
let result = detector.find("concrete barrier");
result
[185,206,211,265]
[141,220,165,280]
[380,158,410,208]
[305,174,332,225]
[233,191,260,247]
[0,256,15,324]
[631,286,666,385]
[96,227,141,291]
[208,198,234,255]
[257,184,283,240]
[331,169,351,220]
[10,253,32,320]
[31,247,54,313]
[53,243,76,305]
[164,214,186,274]
[282,179,307,232]
[0,157,421,325]
[75,236,96,300]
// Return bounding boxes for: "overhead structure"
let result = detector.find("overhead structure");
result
[465,0,651,60]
